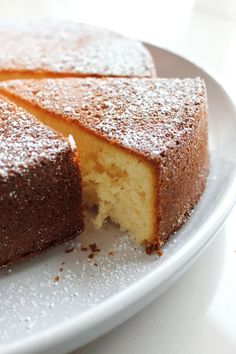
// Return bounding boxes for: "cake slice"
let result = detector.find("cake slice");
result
[0,18,155,80]
[0,78,208,253]
[0,95,84,265]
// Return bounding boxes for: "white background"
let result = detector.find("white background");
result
[0,0,236,353]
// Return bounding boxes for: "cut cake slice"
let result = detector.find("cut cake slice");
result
[0,77,208,253]
[0,94,84,265]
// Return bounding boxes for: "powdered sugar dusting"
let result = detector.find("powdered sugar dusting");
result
[0,95,71,178]
[0,211,161,342]
[0,77,207,160]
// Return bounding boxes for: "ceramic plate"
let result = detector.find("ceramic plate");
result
[1,44,236,354]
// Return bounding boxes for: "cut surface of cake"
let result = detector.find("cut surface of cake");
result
[0,18,155,80]
[0,95,84,265]
[0,77,208,253]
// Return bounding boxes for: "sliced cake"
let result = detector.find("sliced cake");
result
[0,18,155,80]
[0,95,84,265]
[0,78,208,253]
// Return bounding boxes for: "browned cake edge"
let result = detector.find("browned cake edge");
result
[0,69,156,81]
[145,109,208,254]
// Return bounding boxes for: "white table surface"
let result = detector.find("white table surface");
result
[1,0,236,353]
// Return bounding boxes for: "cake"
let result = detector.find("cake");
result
[0,95,84,265]
[0,19,157,265]
[0,77,208,254]
[0,19,208,262]
[0,18,155,80]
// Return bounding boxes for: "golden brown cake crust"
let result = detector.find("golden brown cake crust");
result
[0,19,155,78]
[0,78,209,250]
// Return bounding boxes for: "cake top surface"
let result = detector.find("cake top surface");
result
[0,95,69,178]
[0,78,207,160]
[0,18,155,78]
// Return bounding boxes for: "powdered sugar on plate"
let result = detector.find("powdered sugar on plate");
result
[0,206,191,343]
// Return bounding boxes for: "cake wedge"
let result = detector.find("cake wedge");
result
[0,95,84,265]
[0,78,208,253]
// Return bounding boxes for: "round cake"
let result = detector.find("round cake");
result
[0,19,208,265]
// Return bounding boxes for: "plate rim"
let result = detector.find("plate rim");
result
[2,44,236,354]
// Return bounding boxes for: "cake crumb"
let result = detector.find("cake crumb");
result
[88,253,94,259]
[65,247,74,253]
[80,246,88,251]
[143,239,162,256]
[54,275,61,282]
[89,243,100,253]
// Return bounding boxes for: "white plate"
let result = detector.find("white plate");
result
[1,44,236,354]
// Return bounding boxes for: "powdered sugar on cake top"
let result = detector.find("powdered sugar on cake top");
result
[0,77,207,160]
[0,95,71,178]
